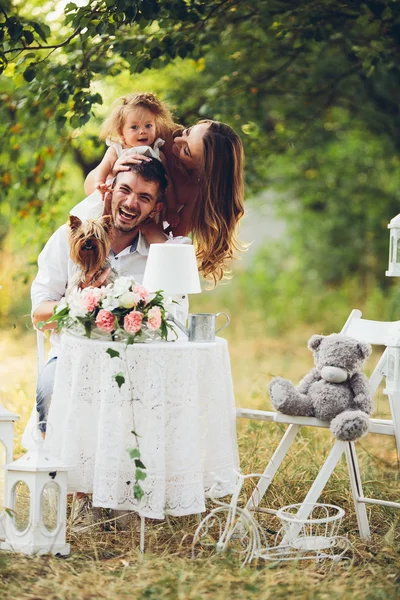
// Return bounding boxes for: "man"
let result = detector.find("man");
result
[31,159,176,424]
[29,159,189,528]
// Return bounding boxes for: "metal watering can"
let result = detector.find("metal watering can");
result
[168,312,230,342]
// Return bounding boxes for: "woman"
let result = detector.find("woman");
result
[84,120,245,284]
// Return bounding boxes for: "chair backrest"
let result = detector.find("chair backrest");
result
[340,309,397,395]
[341,309,400,345]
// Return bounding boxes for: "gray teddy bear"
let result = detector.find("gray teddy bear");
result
[269,334,373,442]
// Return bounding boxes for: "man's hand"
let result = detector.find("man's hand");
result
[80,267,111,290]
[32,301,60,329]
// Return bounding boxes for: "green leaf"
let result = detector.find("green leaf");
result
[128,447,140,459]
[31,21,50,42]
[79,113,91,127]
[59,89,69,102]
[126,335,135,345]
[133,484,144,500]
[90,92,103,105]
[114,372,125,388]
[84,320,92,338]
[23,66,36,83]
[135,468,147,481]
[23,29,34,45]
[8,20,23,41]
[134,458,146,469]
[106,348,120,359]
[70,115,81,129]
[64,2,78,13]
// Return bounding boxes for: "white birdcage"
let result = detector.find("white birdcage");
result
[386,213,400,277]
[0,425,70,556]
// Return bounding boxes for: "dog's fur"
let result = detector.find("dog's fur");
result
[68,214,115,288]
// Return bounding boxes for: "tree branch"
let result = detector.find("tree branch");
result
[4,26,82,54]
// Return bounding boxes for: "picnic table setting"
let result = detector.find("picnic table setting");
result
[0,231,399,568]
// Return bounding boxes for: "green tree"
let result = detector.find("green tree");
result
[2,0,400,289]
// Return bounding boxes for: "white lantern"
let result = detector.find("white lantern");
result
[383,336,400,394]
[386,213,400,276]
[0,428,70,556]
[0,401,19,539]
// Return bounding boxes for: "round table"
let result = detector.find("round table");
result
[45,333,239,519]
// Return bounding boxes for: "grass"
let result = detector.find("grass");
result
[0,309,399,599]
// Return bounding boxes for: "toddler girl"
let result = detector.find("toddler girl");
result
[71,92,180,227]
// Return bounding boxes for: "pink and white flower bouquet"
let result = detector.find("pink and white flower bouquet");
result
[42,276,174,342]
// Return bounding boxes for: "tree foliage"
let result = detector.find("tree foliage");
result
[2,0,400,288]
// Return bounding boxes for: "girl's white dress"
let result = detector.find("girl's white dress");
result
[70,138,165,221]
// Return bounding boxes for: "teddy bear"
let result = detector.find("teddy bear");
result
[269,333,373,442]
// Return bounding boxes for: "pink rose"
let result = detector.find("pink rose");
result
[147,306,162,331]
[124,310,143,334]
[95,309,115,333]
[82,288,102,313]
[133,285,150,304]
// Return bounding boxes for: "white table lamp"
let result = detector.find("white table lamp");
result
[142,243,201,295]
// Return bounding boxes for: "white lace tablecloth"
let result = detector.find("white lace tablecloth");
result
[45,333,239,519]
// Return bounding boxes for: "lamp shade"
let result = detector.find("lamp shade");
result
[142,243,201,295]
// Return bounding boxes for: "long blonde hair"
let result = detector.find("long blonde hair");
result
[100,92,176,142]
[191,120,245,285]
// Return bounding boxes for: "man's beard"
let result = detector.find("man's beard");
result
[113,205,148,233]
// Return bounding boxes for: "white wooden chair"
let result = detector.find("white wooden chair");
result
[236,309,400,539]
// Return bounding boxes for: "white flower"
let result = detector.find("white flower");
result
[101,294,120,311]
[55,297,67,313]
[112,276,136,296]
[119,291,141,309]
[68,289,88,318]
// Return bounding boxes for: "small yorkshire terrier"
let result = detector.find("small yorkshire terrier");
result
[68,214,115,289]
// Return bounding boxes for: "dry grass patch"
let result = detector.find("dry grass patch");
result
[0,325,399,599]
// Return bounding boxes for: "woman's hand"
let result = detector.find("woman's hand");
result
[139,219,168,243]
[166,208,180,228]
[111,153,151,177]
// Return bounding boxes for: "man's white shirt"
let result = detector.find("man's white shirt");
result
[31,224,191,359]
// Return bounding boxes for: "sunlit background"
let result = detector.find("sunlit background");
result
[0,1,399,596]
